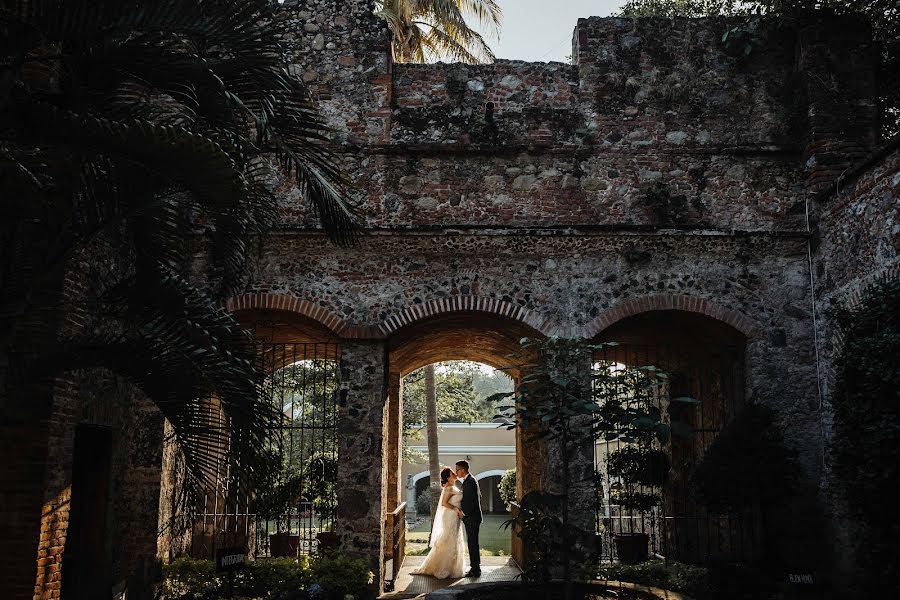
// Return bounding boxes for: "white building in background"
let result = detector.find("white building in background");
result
[403,422,515,516]
[403,421,618,520]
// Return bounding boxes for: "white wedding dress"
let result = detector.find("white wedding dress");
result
[413,486,467,579]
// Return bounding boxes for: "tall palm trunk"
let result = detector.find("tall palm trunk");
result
[425,364,440,541]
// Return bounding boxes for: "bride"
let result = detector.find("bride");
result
[412,467,467,579]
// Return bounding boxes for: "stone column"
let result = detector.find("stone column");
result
[544,341,597,551]
[337,341,388,593]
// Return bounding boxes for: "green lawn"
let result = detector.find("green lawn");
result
[405,514,511,556]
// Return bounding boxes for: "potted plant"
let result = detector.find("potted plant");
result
[607,445,670,564]
[256,463,306,558]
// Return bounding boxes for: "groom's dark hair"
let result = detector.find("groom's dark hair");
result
[455,460,469,472]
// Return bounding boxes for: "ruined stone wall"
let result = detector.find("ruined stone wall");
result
[207,2,881,592]
[812,140,900,588]
[277,14,878,235]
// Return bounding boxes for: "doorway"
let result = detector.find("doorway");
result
[63,425,113,600]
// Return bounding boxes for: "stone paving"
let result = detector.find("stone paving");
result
[380,556,521,599]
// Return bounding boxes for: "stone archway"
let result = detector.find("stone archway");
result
[593,309,752,564]
[384,310,545,567]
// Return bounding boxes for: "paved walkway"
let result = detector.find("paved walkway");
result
[380,556,522,599]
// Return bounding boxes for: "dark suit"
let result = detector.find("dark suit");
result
[459,474,483,569]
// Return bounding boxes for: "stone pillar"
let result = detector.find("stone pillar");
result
[544,343,597,544]
[336,341,388,594]
[385,370,403,512]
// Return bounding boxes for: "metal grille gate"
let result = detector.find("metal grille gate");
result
[593,343,757,565]
[188,337,340,559]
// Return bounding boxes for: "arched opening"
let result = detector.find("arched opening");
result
[385,311,541,568]
[168,307,343,560]
[593,310,751,565]
[401,361,516,558]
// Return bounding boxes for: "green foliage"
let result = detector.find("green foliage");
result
[415,489,433,516]
[691,404,800,513]
[503,491,595,585]
[607,446,670,487]
[375,0,502,64]
[163,556,310,599]
[831,278,900,593]
[620,0,742,17]
[609,489,662,512]
[593,559,711,597]
[498,469,517,511]
[0,0,357,513]
[236,557,311,599]
[309,554,374,599]
[493,337,672,591]
[402,361,513,435]
[164,557,219,598]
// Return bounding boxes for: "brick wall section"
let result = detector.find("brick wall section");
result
[9,247,165,600]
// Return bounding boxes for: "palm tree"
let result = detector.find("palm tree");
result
[0,0,357,508]
[375,0,502,64]
[424,363,441,534]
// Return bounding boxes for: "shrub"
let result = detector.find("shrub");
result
[594,559,710,597]
[163,556,311,599]
[831,279,900,594]
[498,469,516,511]
[236,557,310,598]
[163,557,220,598]
[691,404,799,513]
[309,554,374,599]
[414,489,432,516]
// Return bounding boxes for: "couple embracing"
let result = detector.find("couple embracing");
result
[413,460,483,580]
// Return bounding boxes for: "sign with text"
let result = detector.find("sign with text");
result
[215,547,247,572]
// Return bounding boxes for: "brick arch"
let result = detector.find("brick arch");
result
[377,295,555,337]
[224,293,379,338]
[582,294,761,339]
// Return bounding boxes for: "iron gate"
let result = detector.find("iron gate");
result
[593,343,757,565]
[187,338,340,559]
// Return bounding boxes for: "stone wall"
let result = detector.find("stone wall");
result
[812,139,900,589]
[205,2,883,593]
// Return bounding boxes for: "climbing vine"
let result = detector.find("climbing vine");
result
[830,278,900,593]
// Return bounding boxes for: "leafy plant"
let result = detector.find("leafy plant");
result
[309,554,374,600]
[163,556,310,599]
[830,278,900,594]
[374,0,502,64]
[415,489,432,516]
[0,0,358,517]
[256,462,308,534]
[498,469,517,511]
[607,446,670,487]
[592,559,711,597]
[490,338,671,597]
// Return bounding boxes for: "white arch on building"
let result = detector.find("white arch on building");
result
[407,470,432,513]
[473,469,508,514]
[473,469,508,481]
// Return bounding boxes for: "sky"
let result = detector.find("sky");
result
[475,0,627,63]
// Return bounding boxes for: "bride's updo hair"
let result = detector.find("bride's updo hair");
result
[440,467,453,487]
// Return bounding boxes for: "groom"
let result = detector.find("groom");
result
[455,460,482,577]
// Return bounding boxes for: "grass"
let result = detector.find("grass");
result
[405,514,512,556]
